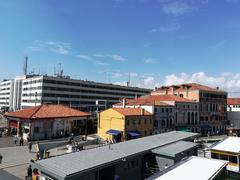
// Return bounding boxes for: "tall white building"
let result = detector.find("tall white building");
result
[0,75,31,112]
[0,75,151,112]
[0,79,14,111]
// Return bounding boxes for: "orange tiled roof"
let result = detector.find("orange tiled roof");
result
[227,98,240,105]
[113,94,195,107]
[156,83,225,93]
[176,83,225,92]
[5,104,90,119]
[113,108,152,116]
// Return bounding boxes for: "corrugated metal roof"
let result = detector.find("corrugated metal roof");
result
[147,156,228,180]
[152,141,197,157]
[32,131,197,179]
[209,137,240,153]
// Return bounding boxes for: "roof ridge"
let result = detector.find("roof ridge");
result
[30,104,43,118]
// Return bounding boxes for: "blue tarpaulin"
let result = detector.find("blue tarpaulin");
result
[201,124,212,130]
[106,129,122,135]
[128,131,141,137]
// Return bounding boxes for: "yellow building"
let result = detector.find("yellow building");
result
[97,108,153,142]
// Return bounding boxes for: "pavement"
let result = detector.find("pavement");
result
[0,146,36,169]
[0,136,37,179]
[0,169,21,180]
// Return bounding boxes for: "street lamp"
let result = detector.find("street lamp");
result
[35,92,37,107]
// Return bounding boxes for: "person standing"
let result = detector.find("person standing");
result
[27,165,32,177]
[0,154,2,164]
[28,142,32,153]
[20,137,24,146]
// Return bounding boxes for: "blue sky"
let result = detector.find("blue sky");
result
[1,0,240,94]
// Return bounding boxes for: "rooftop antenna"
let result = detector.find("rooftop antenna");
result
[127,73,130,87]
[54,66,56,76]
[23,56,28,75]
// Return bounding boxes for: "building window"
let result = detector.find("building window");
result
[138,119,141,125]
[162,108,164,113]
[154,108,157,113]
[187,112,190,125]
[154,120,158,128]
[191,112,194,125]
[127,120,129,126]
[229,156,238,164]
[133,120,136,125]
[183,112,185,123]
[175,112,178,124]
[195,112,198,124]
[161,120,165,127]
[144,119,147,124]
[34,127,39,133]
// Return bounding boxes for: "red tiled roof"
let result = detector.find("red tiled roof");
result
[227,98,240,105]
[156,83,226,93]
[113,95,195,107]
[113,108,152,116]
[175,83,224,92]
[4,104,90,119]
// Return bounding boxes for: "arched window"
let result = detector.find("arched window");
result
[191,112,194,125]
[161,120,165,127]
[187,112,190,125]
[169,119,172,128]
[183,112,185,123]
[195,112,198,124]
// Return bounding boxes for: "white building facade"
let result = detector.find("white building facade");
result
[0,75,29,112]
[0,79,14,111]
[1,75,151,112]
[227,98,240,128]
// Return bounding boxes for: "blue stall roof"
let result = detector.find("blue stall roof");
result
[106,129,122,135]
[128,131,141,137]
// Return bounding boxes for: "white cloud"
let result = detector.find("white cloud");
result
[94,61,110,66]
[77,54,93,61]
[109,72,138,78]
[164,72,240,97]
[109,54,126,61]
[26,46,42,52]
[113,81,128,86]
[161,1,196,16]
[25,41,71,55]
[209,40,227,51]
[45,41,71,55]
[93,54,126,61]
[143,77,155,87]
[144,58,155,64]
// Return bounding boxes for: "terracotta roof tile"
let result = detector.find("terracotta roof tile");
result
[227,98,240,105]
[155,83,226,93]
[5,104,90,119]
[112,108,152,116]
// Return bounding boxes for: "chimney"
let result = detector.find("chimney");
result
[123,98,126,108]
[186,86,189,98]
[216,87,219,90]
[141,108,144,115]
[171,86,174,95]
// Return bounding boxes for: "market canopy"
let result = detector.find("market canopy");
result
[106,129,122,135]
[128,131,141,137]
